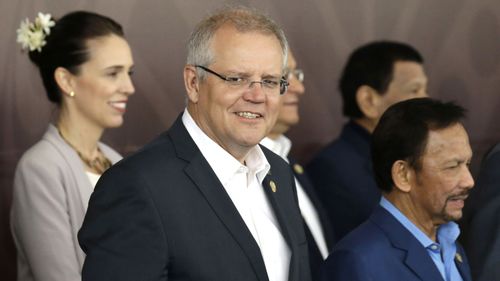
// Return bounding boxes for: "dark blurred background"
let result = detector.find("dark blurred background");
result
[2,0,500,279]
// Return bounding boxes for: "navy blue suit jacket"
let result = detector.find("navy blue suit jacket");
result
[307,121,380,240]
[463,143,500,281]
[79,115,311,281]
[321,206,472,281]
[289,158,335,281]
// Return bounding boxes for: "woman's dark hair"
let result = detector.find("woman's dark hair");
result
[28,11,124,104]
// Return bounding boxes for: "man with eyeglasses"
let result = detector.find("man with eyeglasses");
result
[260,50,335,281]
[79,6,311,281]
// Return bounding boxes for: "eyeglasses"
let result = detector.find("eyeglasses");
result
[195,65,289,95]
[285,69,304,82]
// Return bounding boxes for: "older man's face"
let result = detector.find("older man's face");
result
[189,24,284,161]
[409,123,474,225]
[374,61,428,122]
[270,51,305,136]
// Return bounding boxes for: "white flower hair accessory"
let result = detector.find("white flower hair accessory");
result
[16,12,55,52]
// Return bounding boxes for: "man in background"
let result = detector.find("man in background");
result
[261,50,335,281]
[463,142,500,281]
[307,41,428,240]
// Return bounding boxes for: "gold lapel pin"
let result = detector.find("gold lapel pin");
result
[293,163,304,175]
[269,180,277,193]
[455,253,463,263]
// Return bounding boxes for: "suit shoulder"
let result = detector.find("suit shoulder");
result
[312,135,365,165]
[114,132,175,169]
[322,223,381,281]
[16,138,66,172]
[334,220,389,253]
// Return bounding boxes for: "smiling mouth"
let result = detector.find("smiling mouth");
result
[446,193,469,206]
[109,101,127,112]
[449,192,469,201]
[236,111,262,119]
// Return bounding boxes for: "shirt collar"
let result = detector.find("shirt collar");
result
[260,135,292,162]
[379,197,460,249]
[437,220,460,249]
[182,109,270,186]
[347,120,372,140]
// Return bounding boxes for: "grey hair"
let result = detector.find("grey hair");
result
[186,5,288,80]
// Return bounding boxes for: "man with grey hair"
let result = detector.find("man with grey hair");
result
[79,6,311,281]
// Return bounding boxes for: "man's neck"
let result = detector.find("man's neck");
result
[384,193,438,241]
[267,132,282,140]
[353,118,376,134]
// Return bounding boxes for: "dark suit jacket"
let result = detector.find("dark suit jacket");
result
[467,199,500,281]
[307,121,380,240]
[321,206,472,281]
[289,158,335,281]
[463,143,500,281]
[78,115,311,281]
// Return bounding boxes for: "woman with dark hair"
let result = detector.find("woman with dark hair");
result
[11,11,135,281]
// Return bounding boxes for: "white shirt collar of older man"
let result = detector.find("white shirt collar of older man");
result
[182,109,291,281]
[261,135,330,259]
[260,134,292,162]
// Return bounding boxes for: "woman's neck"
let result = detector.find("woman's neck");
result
[57,109,104,159]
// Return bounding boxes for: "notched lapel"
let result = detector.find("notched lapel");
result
[169,116,269,281]
[262,173,294,248]
[455,250,472,281]
[404,242,445,281]
[184,153,269,281]
[263,172,307,281]
[372,207,444,281]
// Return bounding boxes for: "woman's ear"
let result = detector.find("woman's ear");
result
[183,65,200,103]
[54,67,74,96]
[391,160,413,193]
[356,85,381,120]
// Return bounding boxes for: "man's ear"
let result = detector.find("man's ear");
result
[391,160,413,193]
[356,85,381,119]
[184,65,200,103]
[54,67,74,96]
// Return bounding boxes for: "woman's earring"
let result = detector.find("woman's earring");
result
[68,91,75,97]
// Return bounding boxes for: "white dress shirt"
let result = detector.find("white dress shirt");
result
[86,172,100,189]
[182,110,291,281]
[85,172,100,209]
[261,135,329,258]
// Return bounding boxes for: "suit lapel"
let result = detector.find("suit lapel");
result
[403,242,445,281]
[262,173,293,247]
[261,169,302,281]
[371,206,445,281]
[289,157,335,249]
[170,116,269,281]
[455,247,472,281]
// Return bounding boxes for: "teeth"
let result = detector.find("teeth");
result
[110,102,126,109]
[237,112,260,119]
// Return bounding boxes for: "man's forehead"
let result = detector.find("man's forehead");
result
[423,124,471,157]
[210,28,284,72]
[391,61,426,81]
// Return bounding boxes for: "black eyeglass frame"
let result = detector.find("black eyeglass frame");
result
[195,65,289,95]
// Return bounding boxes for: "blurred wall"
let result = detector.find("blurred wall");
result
[1,0,500,279]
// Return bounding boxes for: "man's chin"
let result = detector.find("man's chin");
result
[443,210,463,222]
